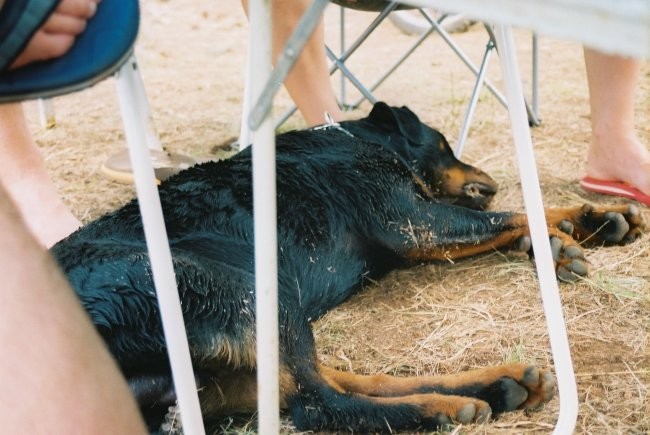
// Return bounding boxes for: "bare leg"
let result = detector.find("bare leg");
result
[0,183,147,434]
[242,0,344,126]
[0,104,81,247]
[0,0,106,246]
[583,48,650,196]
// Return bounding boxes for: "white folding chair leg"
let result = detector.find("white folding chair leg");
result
[37,98,56,128]
[493,24,578,435]
[114,63,206,435]
[339,6,348,106]
[532,33,540,121]
[239,44,253,150]
[115,54,164,152]
[248,0,280,433]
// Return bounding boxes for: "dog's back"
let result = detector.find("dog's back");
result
[56,105,472,323]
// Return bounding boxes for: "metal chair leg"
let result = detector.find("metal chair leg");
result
[455,38,495,157]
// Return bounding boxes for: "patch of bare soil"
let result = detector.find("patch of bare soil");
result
[24,1,648,433]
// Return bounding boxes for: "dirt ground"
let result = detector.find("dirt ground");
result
[23,1,649,433]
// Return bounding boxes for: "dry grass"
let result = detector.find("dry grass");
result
[25,1,649,433]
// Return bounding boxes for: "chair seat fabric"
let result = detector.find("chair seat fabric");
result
[329,0,411,12]
[0,0,139,102]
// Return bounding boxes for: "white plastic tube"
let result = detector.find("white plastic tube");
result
[115,61,206,435]
[248,1,281,434]
[493,24,579,435]
[37,98,56,128]
[127,55,165,152]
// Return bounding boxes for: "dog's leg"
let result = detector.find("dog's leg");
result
[399,216,591,280]
[318,363,555,415]
[378,205,579,270]
[287,363,493,431]
[376,201,643,280]
[278,314,494,431]
[190,322,498,431]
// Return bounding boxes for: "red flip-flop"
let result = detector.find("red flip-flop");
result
[580,177,650,206]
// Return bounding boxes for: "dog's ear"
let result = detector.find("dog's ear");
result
[367,102,429,146]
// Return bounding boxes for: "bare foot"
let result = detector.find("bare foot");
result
[586,132,650,196]
[10,0,101,69]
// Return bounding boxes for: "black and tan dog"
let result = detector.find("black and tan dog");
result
[52,102,643,432]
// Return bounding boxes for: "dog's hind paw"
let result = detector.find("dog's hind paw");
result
[470,365,556,415]
[518,366,556,411]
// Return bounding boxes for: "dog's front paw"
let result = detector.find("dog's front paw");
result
[549,235,588,281]
[573,204,644,245]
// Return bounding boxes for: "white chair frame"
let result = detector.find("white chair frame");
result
[242,1,580,434]
[100,1,650,434]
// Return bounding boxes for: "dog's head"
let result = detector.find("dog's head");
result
[340,102,498,209]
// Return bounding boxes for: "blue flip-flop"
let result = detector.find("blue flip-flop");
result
[0,0,139,102]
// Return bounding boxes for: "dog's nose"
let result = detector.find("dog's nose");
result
[463,181,497,198]
[460,181,497,210]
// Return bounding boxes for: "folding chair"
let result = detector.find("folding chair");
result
[334,0,540,158]
[244,0,578,433]
[274,1,540,156]
[0,1,205,433]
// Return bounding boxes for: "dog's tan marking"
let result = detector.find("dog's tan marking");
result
[204,332,257,370]
[369,393,491,424]
[411,174,434,199]
[441,167,468,196]
[199,363,297,418]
